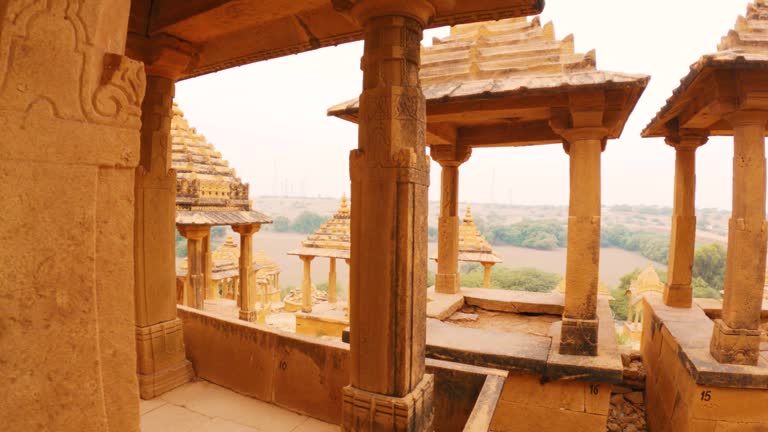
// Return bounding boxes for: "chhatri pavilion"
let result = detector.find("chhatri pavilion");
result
[7,0,768,431]
[170,104,275,326]
[431,206,501,288]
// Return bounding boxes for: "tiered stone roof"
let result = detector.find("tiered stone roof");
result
[330,17,648,126]
[287,196,351,260]
[629,266,664,298]
[457,207,501,264]
[172,104,271,226]
[644,0,768,137]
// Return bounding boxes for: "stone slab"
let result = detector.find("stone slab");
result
[646,296,768,389]
[427,287,466,320]
[545,301,624,384]
[462,288,564,315]
[426,318,550,374]
[694,298,768,320]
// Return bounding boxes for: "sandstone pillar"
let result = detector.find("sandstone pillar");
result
[178,225,210,310]
[710,112,768,365]
[482,262,493,288]
[664,132,707,307]
[431,144,471,294]
[301,256,314,313]
[203,234,215,299]
[233,224,260,322]
[329,257,338,304]
[134,72,195,399]
[559,128,607,356]
[342,1,436,430]
[0,2,145,430]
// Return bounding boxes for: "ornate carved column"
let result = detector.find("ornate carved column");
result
[431,144,471,294]
[329,257,338,304]
[128,33,198,399]
[300,255,314,313]
[664,131,707,308]
[558,127,607,356]
[178,225,210,310]
[341,1,436,430]
[711,111,768,365]
[233,224,260,322]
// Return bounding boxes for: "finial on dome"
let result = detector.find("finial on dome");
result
[464,206,473,223]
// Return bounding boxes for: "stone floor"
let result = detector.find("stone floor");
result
[140,380,338,432]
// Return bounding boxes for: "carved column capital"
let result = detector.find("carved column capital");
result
[232,223,261,236]
[339,0,437,26]
[177,224,210,240]
[555,127,609,154]
[430,143,472,167]
[665,129,709,150]
[126,33,198,80]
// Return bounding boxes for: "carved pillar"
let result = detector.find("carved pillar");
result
[233,224,260,322]
[711,112,768,365]
[482,262,493,288]
[342,1,436,430]
[664,132,707,307]
[0,2,147,430]
[329,257,338,304]
[178,225,210,310]
[301,256,314,313]
[558,128,607,356]
[203,234,215,299]
[431,144,471,294]
[134,72,195,399]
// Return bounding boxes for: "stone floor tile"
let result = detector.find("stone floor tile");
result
[140,404,212,432]
[292,417,339,432]
[187,417,259,432]
[140,398,168,415]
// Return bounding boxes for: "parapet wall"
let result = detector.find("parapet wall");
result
[177,306,496,429]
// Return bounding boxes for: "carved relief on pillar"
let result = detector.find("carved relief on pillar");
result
[0,2,145,130]
[342,374,434,432]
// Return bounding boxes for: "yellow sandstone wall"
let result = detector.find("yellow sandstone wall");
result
[1,1,143,431]
[491,372,611,432]
[642,306,768,431]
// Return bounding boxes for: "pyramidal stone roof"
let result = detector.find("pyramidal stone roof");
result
[644,1,768,136]
[457,207,502,264]
[172,104,271,226]
[287,196,351,260]
[329,17,647,116]
[629,266,664,296]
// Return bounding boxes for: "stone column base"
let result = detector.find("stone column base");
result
[136,319,194,399]
[710,319,760,365]
[559,317,599,356]
[663,282,692,308]
[342,374,434,432]
[434,273,459,294]
[239,309,257,322]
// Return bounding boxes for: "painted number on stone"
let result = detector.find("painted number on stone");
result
[700,390,712,402]
[589,384,599,395]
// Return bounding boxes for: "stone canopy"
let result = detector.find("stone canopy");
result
[329,16,649,148]
[172,104,272,226]
[431,206,501,264]
[287,196,351,260]
[643,0,768,138]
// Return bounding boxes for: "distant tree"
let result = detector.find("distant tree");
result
[460,266,561,292]
[427,226,438,242]
[692,243,726,293]
[692,276,721,299]
[291,211,326,234]
[609,268,641,321]
[273,216,292,232]
[175,229,187,257]
[426,270,435,288]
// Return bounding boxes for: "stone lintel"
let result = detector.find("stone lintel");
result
[126,33,198,80]
[341,374,435,432]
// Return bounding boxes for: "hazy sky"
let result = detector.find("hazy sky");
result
[175,0,751,210]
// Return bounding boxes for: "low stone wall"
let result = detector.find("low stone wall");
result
[642,296,768,431]
[177,306,502,429]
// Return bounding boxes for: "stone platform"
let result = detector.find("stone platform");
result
[642,295,768,431]
[140,380,336,432]
[295,302,349,338]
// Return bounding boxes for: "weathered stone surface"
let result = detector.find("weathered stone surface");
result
[426,288,465,320]
[462,288,564,315]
